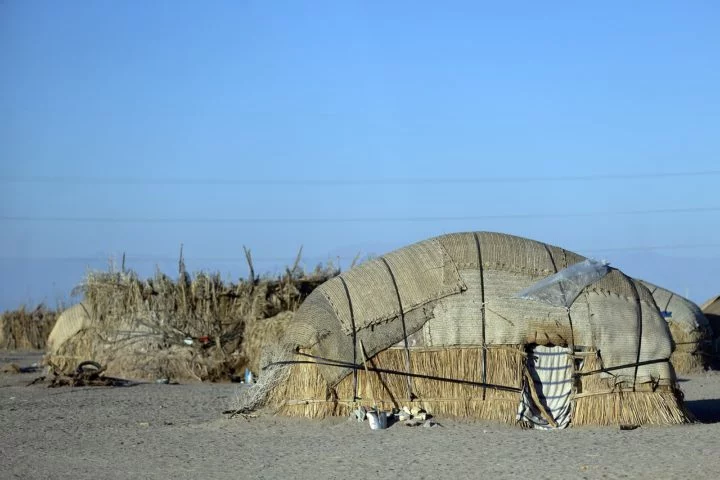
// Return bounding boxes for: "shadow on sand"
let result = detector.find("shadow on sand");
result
[685,399,720,424]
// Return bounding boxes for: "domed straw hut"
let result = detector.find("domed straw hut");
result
[242,232,687,428]
[640,281,711,374]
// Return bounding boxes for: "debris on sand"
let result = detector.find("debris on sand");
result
[29,360,135,388]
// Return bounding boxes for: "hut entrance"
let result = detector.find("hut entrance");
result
[517,344,574,429]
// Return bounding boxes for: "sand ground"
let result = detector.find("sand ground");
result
[2,350,720,480]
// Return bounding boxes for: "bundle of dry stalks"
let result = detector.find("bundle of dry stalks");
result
[572,351,688,426]
[668,322,713,374]
[0,305,58,350]
[45,248,339,382]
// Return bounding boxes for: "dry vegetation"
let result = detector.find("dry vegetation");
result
[0,304,58,350]
[45,248,340,382]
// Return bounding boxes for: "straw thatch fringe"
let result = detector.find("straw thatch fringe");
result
[264,346,525,423]
[573,390,687,426]
[572,350,688,426]
[252,344,689,426]
[266,359,335,418]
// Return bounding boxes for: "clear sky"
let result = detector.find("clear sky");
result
[1,1,718,311]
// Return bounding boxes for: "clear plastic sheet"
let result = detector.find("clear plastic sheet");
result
[514,259,610,308]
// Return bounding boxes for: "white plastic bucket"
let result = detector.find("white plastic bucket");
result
[367,411,388,430]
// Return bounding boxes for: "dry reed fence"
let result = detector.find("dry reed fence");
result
[46,248,340,382]
[0,305,58,350]
[250,346,688,427]
[262,346,526,423]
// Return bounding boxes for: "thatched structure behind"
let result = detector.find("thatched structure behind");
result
[241,232,688,428]
[44,258,338,382]
[0,305,58,350]
[702,295,720,318]
[641,281,712,374]
[701,295,720,366]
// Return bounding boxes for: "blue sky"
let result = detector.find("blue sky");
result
[1,1,718,310]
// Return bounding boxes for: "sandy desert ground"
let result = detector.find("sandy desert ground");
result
[2,350,720,480]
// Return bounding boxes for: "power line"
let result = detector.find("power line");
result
[2,243,719,264]
[581,243,720,253]
[1,206,719,224]
[2,169,720,186]
[0,255,344,263]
